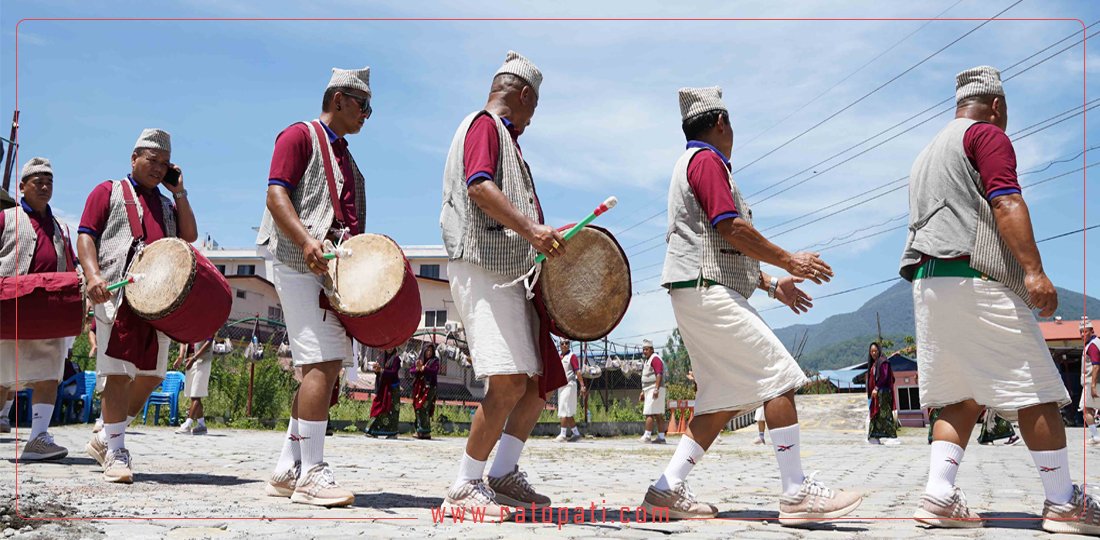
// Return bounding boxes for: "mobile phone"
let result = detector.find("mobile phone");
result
[163,165,181,187]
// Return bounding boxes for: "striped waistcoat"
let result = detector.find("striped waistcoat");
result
[440,111,541,279]
[95,180,177,286]
[256,120,367,274]
[899,118,1030,306]
[0,205,73,276]
[661,147,760,299]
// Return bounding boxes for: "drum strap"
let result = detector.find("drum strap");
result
[119,180,145,243]
[309,120,348,229]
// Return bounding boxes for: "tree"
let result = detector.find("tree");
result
[662,328,691,386]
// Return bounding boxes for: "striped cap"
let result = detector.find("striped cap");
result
[678,86,727,121]
[495,51,543,96]
[327,67,372,98]
[134,128,171,154]
[20,157,52,180]
[955,66,1004,103]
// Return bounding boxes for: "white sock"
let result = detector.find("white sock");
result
[125,415,135,427]
[179,418,193,429]
[658,432,667,440]
[30,403,53,439]
[298,419,327,470]
[770,424,806,495]
[559,427,568,437]
[654,436,705,490]
[488,434,524,478]
[0,399,13,418]
[571,427,580,436]
[643,430,652,438]
[104,421,127,453]
[925,441,964,499]
[1031,448,1074,504]
[197,418,205,428]
[274,418,301,473]
[1089,424,1097,439]
[452,452,487,491]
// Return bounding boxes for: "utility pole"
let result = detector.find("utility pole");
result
[876,312,883,344]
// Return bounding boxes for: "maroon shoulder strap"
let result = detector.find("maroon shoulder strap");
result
[309,120,346,227]
[119,180,144,241]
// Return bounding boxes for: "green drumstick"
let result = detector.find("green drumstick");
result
[322,247,354,260]
[534,196,618,264]
[106,273,144,292]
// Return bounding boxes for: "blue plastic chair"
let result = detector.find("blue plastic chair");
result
[80,371,99,424]
[53,371,87,424]
[141,371,186,425]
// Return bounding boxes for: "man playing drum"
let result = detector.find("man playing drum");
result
[438,50,566,519]
[0,158,77,460]
[640,87,862,523]
[256,66,370,507]
[639,339,667,444]
[78,129,198,483]
[555,339,585,442]
[904,66,1098,534]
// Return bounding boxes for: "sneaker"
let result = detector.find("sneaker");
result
[867,438,881,445]
[174,423,192,435]
[1088,437,1100,446]
[641,481,718,519]
[913,486,983,528]
[0,418,10,434]
[1004,435,1022,446]
[102,449,133,484]
[554,433,568,443]
[441,480,511,521]
[639,434,652,443]
[778,472,863,526]
[651,437,667,445]
[752,437,767,445]
[568,432,582,442]
[488,465,551,508]
[265,461,301,497]
[20,433,68,461]
[1042,484,1100,535]
[882,438,902,446]
[85,432,107,466]
[191,425,208,436]
[290,463,354,507]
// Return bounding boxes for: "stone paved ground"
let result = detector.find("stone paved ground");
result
[1,394,1098,539]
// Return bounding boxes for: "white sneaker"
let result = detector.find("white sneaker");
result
[290,463,354,507]
[103,448,133,484]
[174,423,192,435]
[441,480,510,521]
[1088,437,1100,446]
[752,437,766,445]
[882,438,902,446]
[639,434,652,443]
[554,433,568,442]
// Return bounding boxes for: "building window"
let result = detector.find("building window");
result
[424,310,447,327]
[897,387,921,411]
[215,264,226,275]
[236,290,247,299]
[419,264,440,279]
[237,264,256,276]
[268,306,283,321]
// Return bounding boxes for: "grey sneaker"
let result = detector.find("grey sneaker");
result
[441,480,510,522]
[488,465,551,508]
[0,418,10,434]
[20,433,68,461]
[778,472,862,526]
[85,432,107,466]
[650,437,667,445]
[265,461,301,497]
[641,481,718,519]
[913,486,983,528]
[191,424,208,436]
[290,462,354,507]
[103,448,133,484]
[1042,484,1100,536]
[568,432,582,442]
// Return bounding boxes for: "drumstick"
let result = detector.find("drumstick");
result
[322,247,354,260]
[105,273,145,292]
[534,196,617,264]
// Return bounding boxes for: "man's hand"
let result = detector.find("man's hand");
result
[580,384,587,396]
[526,223,566,259]
[171,357,183,371]
[185,357,197,371]
[774,276,814,314]
[85,273,111,305]
[302,238,327,276]
[871,388,879,398]
[161,165,186,194]
[785,252,833,284]
[651,389,659,399]
[1091,386,1098,399]
[1024,271,1058,317]
[638,391,644,402]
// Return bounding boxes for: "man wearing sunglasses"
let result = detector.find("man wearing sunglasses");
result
[256,67,370,507]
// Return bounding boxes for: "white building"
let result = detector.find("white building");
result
[199,245,282,324]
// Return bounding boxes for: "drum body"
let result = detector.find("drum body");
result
[0,272,84,340]
[538,225,631,341]
[124,238,232,343]
[322,234,421,349]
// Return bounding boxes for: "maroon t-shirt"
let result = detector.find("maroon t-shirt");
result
[0,201,72,273]
[686,144,740,227]
[462,113,543,222]
[78,177,177,243]
[963,122,1022,201]
[267,122,360,236]
[650,355,664,375]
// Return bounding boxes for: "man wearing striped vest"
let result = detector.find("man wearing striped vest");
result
[438,51,565,520]
[641,86,862,523]
[904,66,1098,534]
[78,129,197,483]
[0,158,77,461]
[256,67,369,508]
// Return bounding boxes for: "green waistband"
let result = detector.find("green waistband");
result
[666,278,718,289]
[912,258,986,280]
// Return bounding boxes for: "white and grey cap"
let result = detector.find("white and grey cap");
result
[955,65,1004,103]
[495,51,543,96]
[327,67,372,98]
[642,339,653,348]
[134,128,172,154]
[679,86,727,121]
[20,157,52,180]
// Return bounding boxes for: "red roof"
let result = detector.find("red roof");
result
[1039,321,1083,342]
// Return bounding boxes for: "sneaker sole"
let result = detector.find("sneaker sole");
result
[104,472,133,484]
[440,500,511,521]
[641,499,717,520]
[265,483,295,498]
[191,431,208,436]
[1042,518,1100,535]
[85,442,106,466]
[290,492,354,507]
[779,497,863,526]
[492,492,551,509]
[913,508,984,528]
[20,449,68,461]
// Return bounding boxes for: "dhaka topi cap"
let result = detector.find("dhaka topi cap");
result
[327,67,372,98]
[956,65,1004,104]
[495,51,543,96]
[679,86,727,122]
[134,128,171,154]
[20,157,52,181]
[642,339,653,348]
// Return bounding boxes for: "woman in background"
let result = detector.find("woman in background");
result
[867,342,899,445]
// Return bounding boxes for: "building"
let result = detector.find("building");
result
[199,244,283,330]
[823,353,923,427]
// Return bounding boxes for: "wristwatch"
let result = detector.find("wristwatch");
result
[767,276,779,298]
[173,189,188,200]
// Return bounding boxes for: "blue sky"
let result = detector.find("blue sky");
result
[1,0,1096,349]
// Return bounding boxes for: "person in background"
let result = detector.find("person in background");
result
[555,340,585,442]
[867,343,900,446]
[173,337,214,435]
[1079,320,1099,445]
[639,339,667,444]
[366,348,401,439]
[411,343,441,440]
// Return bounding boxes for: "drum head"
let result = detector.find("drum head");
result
[126,238,196,320]
[328,234,408,316]
[540,226,631,341]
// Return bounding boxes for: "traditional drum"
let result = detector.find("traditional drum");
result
[124,237,232,343]
[538,225,631,341]
[320,233,421,349]
[0,272,84,340]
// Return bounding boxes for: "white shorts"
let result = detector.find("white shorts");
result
[273,261,352,367]
[914,278,1070,421]
[94,301,170,380]
[448,260,541,380]
[671,285,809,416]
[754,406,765,423]
[185,359,212,398]
[0,339,66,387]
[557,381,578,417]
[643,386,667,415]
